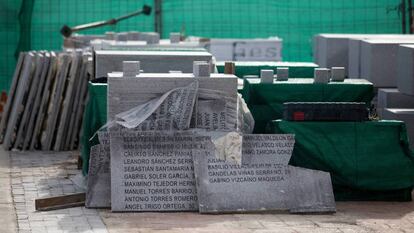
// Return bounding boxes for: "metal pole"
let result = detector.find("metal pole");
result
[154,0,163,37]
[409,0,413,33]
[402,0,407,34]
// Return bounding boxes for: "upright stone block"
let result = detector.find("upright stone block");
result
[193,61,210,77]
[192,134,336,213]
[260,69,274,83]
[122,61,140,78]
[397,44,414,95]
[331,67,345,82]
[314,68,330,84]
[276,67,289,81]
[170,33,181,43]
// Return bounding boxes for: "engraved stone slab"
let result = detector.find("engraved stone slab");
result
[193,134,295,213]
[110,130,199,212]
[86,132,111,208]
[192,134,336,214]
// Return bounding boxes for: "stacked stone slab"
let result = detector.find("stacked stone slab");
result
[0,51,92,151]
[94,50,213,78]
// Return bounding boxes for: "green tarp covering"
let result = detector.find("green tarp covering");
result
[243,78,374,133]
[216,61,318,78]
[268,120,414,201]
[81,82,107,175]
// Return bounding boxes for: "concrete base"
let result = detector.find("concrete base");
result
[382,108,414,149]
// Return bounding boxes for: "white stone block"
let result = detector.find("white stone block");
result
[276,67,289,81]
[331,67,345,82]
[260,69,274,83]
[313,68,330,84]
[397,44,414,95]
[360,39,414,87]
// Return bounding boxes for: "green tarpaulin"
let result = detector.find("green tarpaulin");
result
[216,61,318,78]
[243,78,374,133]
[268,120,414,201]
[81,82,107,175]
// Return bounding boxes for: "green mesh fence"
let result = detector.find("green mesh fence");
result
[0,0,408,92]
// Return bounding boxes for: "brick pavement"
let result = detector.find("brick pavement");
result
[8,150,414,233]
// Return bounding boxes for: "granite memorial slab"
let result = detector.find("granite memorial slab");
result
[192,134,336,214]
[86,131,111,208]
[110,130,199,212]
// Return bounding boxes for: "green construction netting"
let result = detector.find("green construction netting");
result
[0,0,406,92]
[268,120,414,201]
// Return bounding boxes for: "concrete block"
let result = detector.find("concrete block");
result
[105,32,115,40]
[314,68,330,84]
[260,69,274,83]
[276,67,289,81]
[331,67,345,82]
[382,108,414,149]
[397,44,414,95]
[360,39,414,87]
